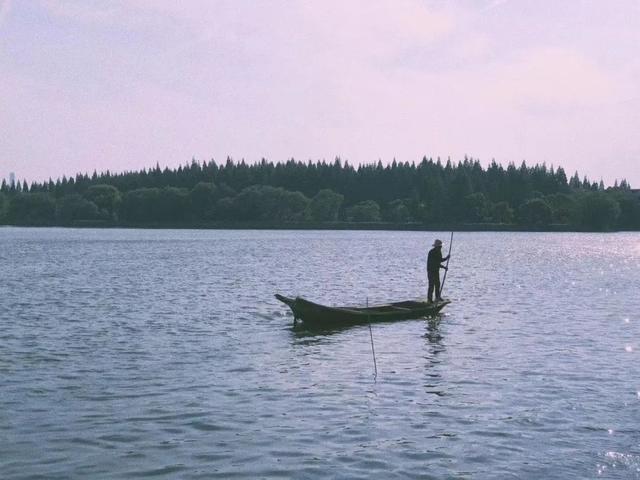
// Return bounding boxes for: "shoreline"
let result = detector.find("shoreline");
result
[1,221,635,233]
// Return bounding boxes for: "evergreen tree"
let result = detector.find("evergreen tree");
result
[2,157,637,231]
[569,171,581,189]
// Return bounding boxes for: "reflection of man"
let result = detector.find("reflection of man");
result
[427,239,449,303]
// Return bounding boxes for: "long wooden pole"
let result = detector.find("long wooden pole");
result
[439,231,454,297]
[367,297,377,379]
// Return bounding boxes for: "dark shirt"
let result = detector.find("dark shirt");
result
[427,247,445,273]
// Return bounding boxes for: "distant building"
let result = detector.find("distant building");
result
[9,172,15,187]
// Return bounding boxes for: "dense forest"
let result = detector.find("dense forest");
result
[1,157,639,230]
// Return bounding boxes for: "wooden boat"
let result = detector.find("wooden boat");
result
[275,294,449,326]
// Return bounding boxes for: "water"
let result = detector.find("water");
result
[1,228,639,479]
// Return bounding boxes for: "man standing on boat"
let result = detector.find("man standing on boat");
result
[427,239,449,303]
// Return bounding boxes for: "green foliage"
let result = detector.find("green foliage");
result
[490,201,515,224]
[118,186,189,222]
[463,193,489,223]
[346,200,381,222]
[611,191,640,229]
[308,189,344,221]
[213,197,234,220]
[449,169,473,220]
[406,199,429,223]
[578,192,621,230]
[228,185,309,221]
[555,167,569,192]
[84,184,121,219]
[384,199,412,223]
[120,188,162,222]
[506,162,534,207]
[158,187,190,222]
[544,193,578,224]
[57,194,100,223]
[421,173,446,222]
[190,182,218,219]
[278,191,310,221]
[2,158,636,231]
[0,192,6,220]
[518,198,553,226]
[7,193,56,223]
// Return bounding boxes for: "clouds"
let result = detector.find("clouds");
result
[299,0,454,56]
[490,48,628,109]
[1,1,639,185]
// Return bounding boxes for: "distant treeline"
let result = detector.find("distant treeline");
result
[1,157,639,230]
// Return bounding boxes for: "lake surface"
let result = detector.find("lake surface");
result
[1,228,639,479]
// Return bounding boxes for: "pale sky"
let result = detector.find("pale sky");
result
[1,0,639,186]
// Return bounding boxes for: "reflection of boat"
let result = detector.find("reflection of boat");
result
[275,294,450,326]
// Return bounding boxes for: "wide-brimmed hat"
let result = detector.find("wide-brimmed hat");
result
[433,239,443,247]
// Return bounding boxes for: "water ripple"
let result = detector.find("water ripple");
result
[1,229,639,479]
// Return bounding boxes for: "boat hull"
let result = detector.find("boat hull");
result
[275,294,449,326]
